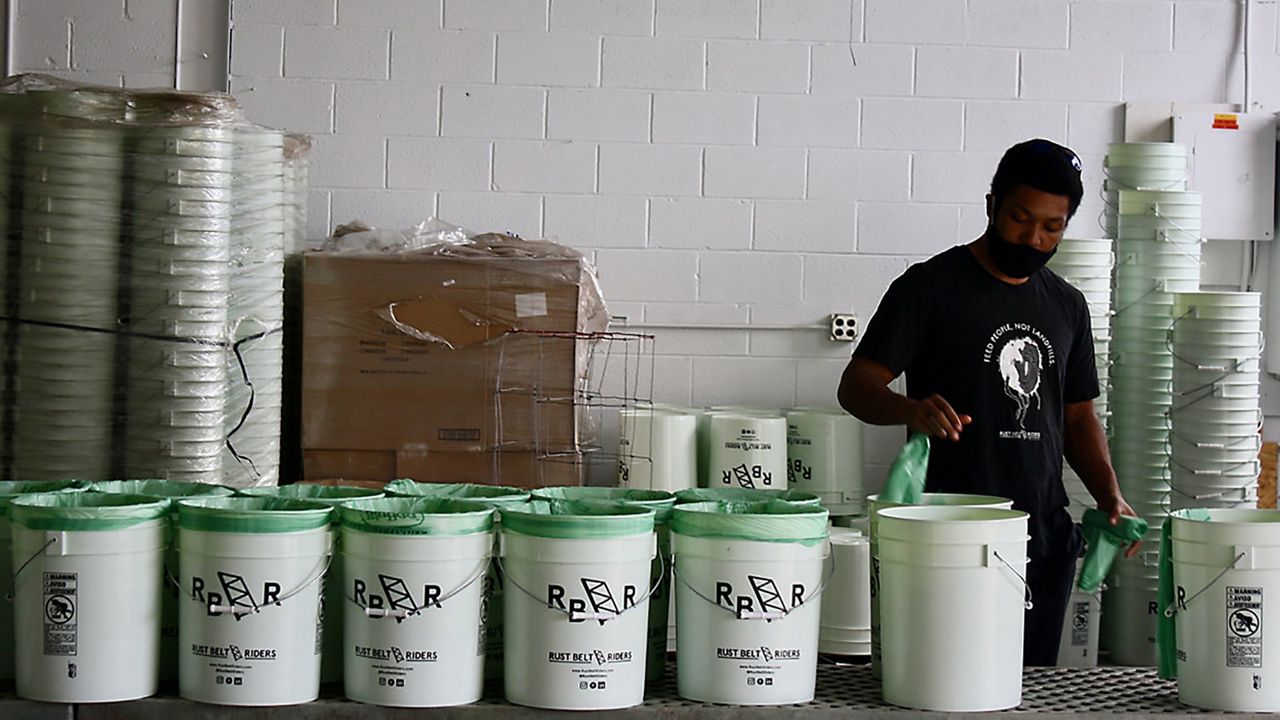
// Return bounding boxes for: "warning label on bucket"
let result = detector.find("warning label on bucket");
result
[43,572,77,656]
[1070,600,1090,647]
[1226,586,1263,668]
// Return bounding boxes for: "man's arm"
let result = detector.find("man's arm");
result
[837,356,971,441]
[1063,400,1139,553]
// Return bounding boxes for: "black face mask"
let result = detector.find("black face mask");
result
[984,225,1056,279]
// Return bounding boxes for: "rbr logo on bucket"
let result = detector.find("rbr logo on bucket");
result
[548,577,641,624]
[353,573,448,622]
[191,571,283,619]
[722,463,774,489]
[715,574,805,620]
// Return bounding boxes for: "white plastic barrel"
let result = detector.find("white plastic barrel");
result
[785,408,864,517]
[500,500,657,710]
[10,493,169,703]
[707,412,787,491]
[177,497,333,706]
[338,497,494,707]
[877,505,1030,712]
[672,499,830,705]
[619,406,698,493]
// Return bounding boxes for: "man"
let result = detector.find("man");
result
[837,138,1136,665]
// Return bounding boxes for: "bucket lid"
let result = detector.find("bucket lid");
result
[500,499,656,539]
[177,496,333,534]
[672,500,829,546]
[532,487,676,523]
[89,479,233,504]
[674,487,822,506]
[0,480,83,512]
[337,497,495,536]
[383,479,530,506]
[10,492,170,531]
[236,483,383,504]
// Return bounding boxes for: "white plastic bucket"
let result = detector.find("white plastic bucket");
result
[1057,585,1102,667]
[500,500,656,710]
[819,528,871,656]
[785,408,864,516]
[867,493,1013,678]
[672,500,830,705]
[177,497,334,706]
[707,412,788,491]
[1104,545,1163,666]
[1171,509,1280,710]
[10,493,169,702]
[338,497,495,708]
[877,506,1029,711]
[619,406,698,493]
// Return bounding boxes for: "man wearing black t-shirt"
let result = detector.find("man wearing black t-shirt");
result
[837,139,1137,665]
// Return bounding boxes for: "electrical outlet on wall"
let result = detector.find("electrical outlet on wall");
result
[829,314,857,342]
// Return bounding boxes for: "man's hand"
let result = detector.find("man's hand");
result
[1098,492,1142,558]
[909,394,972,441]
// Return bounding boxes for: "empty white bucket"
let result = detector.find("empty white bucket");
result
[785,407,864,516]
[1057,586,1102,667]
[672,499,829,705]
[1170,509,1280,710]
[176,497,334,706]
[1104,543,1163,666]
[877,506,1029,712]
[619,406,698,493]
[237,483,383,685]
[500,500,656,710]
[10,492,169,702]
[819,527,871,657]
[707,412,788,491]
[0,480,83,682]
[338,497,494,707]
[383,480,530,683]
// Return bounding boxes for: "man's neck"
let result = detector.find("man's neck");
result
[968,235,1031,286]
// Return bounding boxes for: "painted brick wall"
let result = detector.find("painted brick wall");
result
[14,0,1280,486]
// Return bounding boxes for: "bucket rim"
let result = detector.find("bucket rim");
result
[337,496,495,536]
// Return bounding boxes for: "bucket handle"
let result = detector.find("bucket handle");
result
[169,546,334,619]
[343,556,491,621]
[4,535,59,602]
[670,543,837,622]
[494,549,666,625]
[1163,551,1246,618]
[988,548,1034,611]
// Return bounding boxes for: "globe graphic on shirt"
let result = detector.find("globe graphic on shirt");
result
[998,336,1042,429]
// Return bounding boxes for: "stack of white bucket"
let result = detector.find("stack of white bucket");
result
[704,409,789,491]
[785,408,864,518]
[1168,291,1263,511]
[618,404,698,493]
[1105,140,1200,666]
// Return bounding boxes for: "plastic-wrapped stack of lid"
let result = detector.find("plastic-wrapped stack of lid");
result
[0,75,309,487]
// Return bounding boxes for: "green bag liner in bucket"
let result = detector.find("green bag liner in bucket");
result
[501,499,656,539]
[384,479,530,506]
[674,487,822,507]
[236,483,384,505]
[177,496,333,534]
[532,487,676,523]
[672,500,829,546]
[337,497,496,536]
[89,479,233,506]
[0,480,85,515]
[10,493,171,531]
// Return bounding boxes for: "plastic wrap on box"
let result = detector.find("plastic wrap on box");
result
[0,73,308,487]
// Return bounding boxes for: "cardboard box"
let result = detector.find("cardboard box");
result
[302,234,607,486]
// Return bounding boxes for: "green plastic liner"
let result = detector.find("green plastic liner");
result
[674,487,822,507]
[178,496,333,534]
[501,499,656,540]
[236,484,384,504]
[383,479,530,506]
[0,480,84,515]
[90,479,233,503]
[532,487,676,524]
[11,493,170,531]
[338,497,495,536]
[672,500,829,546]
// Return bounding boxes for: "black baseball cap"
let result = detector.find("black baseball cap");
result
[990,138,1085,217]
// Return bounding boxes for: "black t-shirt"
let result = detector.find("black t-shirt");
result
[854,245,1097,560]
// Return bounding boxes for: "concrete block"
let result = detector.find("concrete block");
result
[444,0,547,31]
[761,0,859,42]
[795,358,848,408]
[234,0,335,24]
[803,253,910,314]
[655,0,757,39]
[913,151,1003,204]
[310,134,387,189]
[964,101,1068,152]
[330,189,438,230]
[965,0,1068,49]
[230,24,284,78]
[440,85,545,139]
[1070,1,1172,52]
[1067,102,1123,155]
[229,77,334,135]
[645,302,750,325]
[307,189,332,241]
[864,0,965,44]
[757,96,859,148]
[650,197,753,250]
[284,26,388,80]
[1174,2,1276,54]
[704,147,806,199]
[390,29,495,82]
[548,89,651,142]
[754,201,857,253]
[492,140,596,193]
[857,202,961,255]
[601,36,703,89]
[808,149,911,203]
[551,0,653,35]
[810,43,913,96]
[386,137,490,191]
[1122,53,1238,103]
[1020,50,1122,102]
[595,249,699,301]
[74,13,176,74]
[692,357,798,408]
[861,98,963,151]
[706,41,809,94]
[652,92,755,145]
[544,194,648,248]
[700,251,803,303]
[599,143,702,196]
[915,46,1018,99]
[497,32,599,87]
[337,0,441,27]
[437,191,542,237]
[336,82,438,135]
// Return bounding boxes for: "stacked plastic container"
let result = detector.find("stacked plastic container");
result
[1101,142,1189,235]
[1046,238,1115,520]
[1168,291,1263,511]
[1105,143,1202,666]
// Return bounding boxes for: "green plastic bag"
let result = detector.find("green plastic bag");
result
[383,479,530,507]
[337,497,495,536]
[671,500,829,547]
[881,432,929,504]
[1158,509,1211,680]
[532,487,676,525]
[673,487,821,507]
[177,497,333,534]
[1078,509,1148,592]
[10,493,170,531]
[500,499,655,540]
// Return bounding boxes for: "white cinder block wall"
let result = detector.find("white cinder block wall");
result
[12,0,1280,487]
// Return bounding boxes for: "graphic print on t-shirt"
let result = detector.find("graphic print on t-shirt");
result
[983,322,1057,442]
